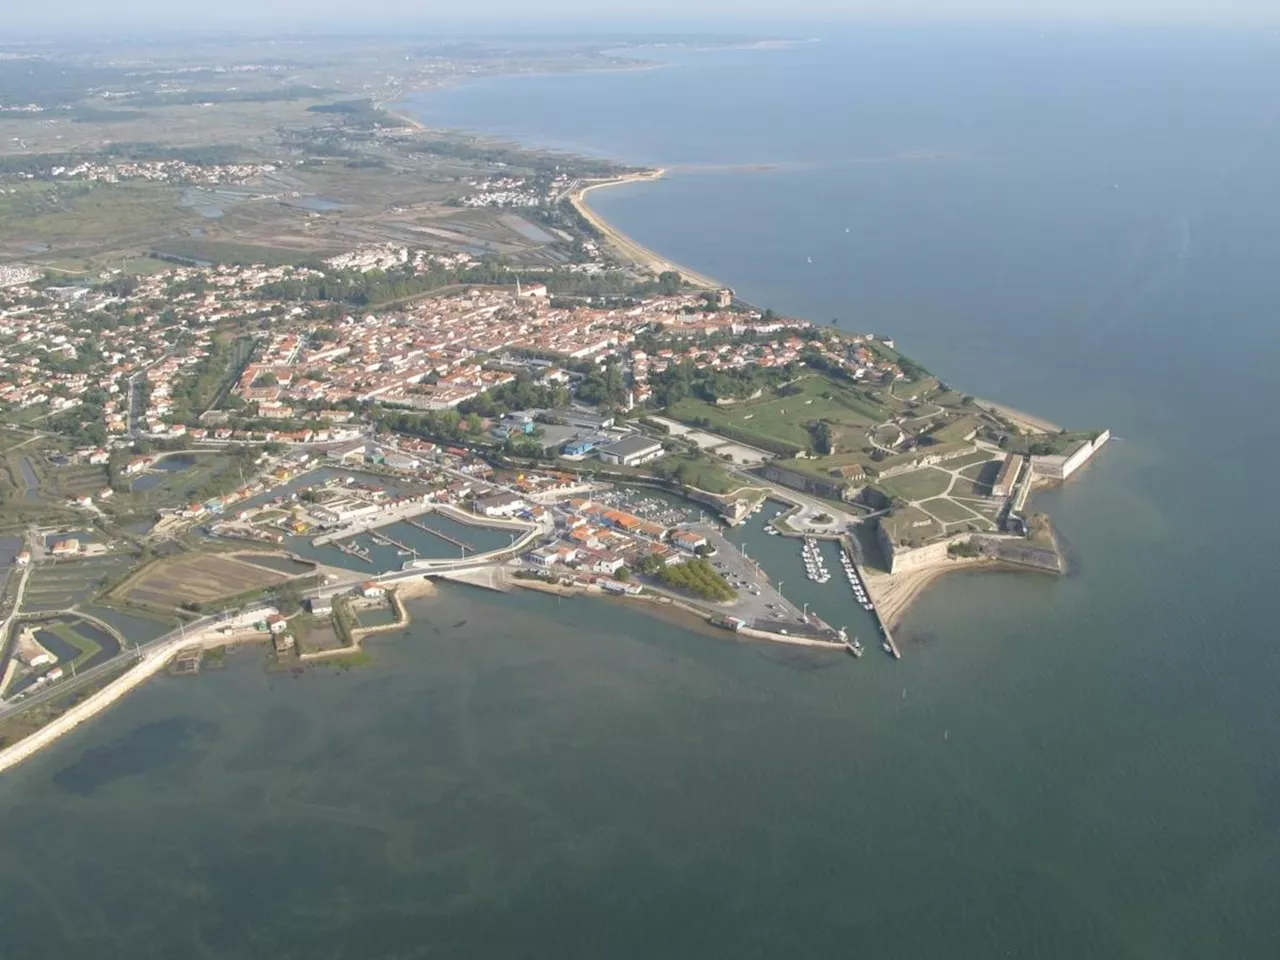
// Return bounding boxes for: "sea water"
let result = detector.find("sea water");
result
[2,26,1279,957]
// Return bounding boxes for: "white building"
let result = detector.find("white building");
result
[474,492,527,518]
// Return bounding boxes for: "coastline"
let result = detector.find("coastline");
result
[973,398,1062,435]
[569,172,721,289]
[863,557,1000,632]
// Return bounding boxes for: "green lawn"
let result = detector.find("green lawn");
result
[877,467,952,502]
[879,506,945,548]
[919,497,980,524]
[667,374,890,453]
[48,621,104,671]
[948,451,998,471]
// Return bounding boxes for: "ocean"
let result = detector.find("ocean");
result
[2,25,1280,957]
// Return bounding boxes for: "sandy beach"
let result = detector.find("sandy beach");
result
[570,172,722,289]
[863,557,999,632]
[973,398,1062,435]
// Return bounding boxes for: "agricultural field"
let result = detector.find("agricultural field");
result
[49,464,110,499]
[22,556,135,612]
[113,552,292,611]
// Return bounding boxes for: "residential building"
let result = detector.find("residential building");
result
[474,492,527,518]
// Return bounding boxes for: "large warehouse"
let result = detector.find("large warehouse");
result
[597,435,665,468]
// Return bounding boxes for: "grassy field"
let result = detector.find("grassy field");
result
[948,451,1000,471]
[654,453,745,495]
[876,468,952,502]
[879,506,945,548]
[919,497,981,524]
[667,374,889,454]
[0,181,187,261]
[115,553,291,611]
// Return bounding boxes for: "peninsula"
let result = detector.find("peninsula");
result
[0,33,1107,772]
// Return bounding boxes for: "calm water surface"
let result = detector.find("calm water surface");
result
[2,26,1279,958]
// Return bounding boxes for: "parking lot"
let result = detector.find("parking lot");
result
[695,524,817,631]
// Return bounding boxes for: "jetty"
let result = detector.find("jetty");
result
[406,516,474,552]
[841,537,901,660]
[334,539,373,563]
[369,530,416,555]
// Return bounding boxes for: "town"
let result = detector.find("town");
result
[0,236,1107,772]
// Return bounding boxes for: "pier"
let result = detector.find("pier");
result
[369,530,417,556]
[405,516,475,553]
[334,539,373,564]
[841,538,901,660]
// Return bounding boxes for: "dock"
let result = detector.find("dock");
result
[334,539,373,564]
[841,537,901,660]
[369,530,417,556]
[406,516,474,552]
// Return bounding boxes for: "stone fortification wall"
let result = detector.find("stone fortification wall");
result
[973,535,1064,573]
[879,527,1065,575]
[1033,429,1110,481]
[759,463,845,501]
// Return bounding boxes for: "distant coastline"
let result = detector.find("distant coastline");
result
[568,171,721,289]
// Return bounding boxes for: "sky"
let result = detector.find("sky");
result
[8,0,1280,34]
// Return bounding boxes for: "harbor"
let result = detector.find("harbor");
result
[405,515,474,553]
[726,499,903,660]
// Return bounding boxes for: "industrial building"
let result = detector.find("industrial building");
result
[597,435,666,468]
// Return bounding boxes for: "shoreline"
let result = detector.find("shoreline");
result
[863,557,1001,633]
[569,172,722,289]
[972,398,1062,435]
[507,575,844,651]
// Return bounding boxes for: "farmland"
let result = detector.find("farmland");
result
[22,556,135,612]
[113,552,294,612]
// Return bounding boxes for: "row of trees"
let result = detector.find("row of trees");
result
[645,557,735,602]
[456,375,570,418]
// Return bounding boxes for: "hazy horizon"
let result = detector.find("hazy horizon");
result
[7,1,1280,40]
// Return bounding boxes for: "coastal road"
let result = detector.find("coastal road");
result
[0,604,273,723]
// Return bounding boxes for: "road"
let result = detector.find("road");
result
[0,564,31,649]
[0,604,273,723]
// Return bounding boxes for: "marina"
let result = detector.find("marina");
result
[369,530,417,556]
[334,540,373,564]
[405,516,475,553]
